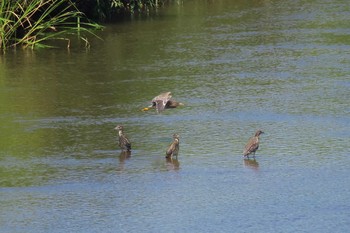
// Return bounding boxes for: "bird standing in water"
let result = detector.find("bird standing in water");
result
[114,125,131,152]
[166,133,180,159]
[243,130,264,159]
[142,92,184,113]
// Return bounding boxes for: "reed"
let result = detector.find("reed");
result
[0,0,102,52]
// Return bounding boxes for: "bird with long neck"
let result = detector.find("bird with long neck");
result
[114,125,131,152]
[166,133,180,159]
[243,130,264,159]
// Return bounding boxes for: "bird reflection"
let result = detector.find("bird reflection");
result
[243,158,259,171]
[116,151,131,172]
[119,151,131,162]
[165,157,180,171]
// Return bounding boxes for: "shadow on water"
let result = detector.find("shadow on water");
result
[165,157,180,171]
[119,151,131,162]
[243,158,259,171]
[116,151,131,172]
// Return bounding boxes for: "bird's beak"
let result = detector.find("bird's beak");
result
[141,105,153,111]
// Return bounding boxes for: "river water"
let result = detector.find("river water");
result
[1,0,349,232]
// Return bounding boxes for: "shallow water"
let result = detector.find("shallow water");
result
[1,0,350,232]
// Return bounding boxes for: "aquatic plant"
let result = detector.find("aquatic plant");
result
[0,0,102,52]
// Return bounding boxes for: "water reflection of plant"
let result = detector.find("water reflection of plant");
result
[0,0,102,52]
[75,0,168,22]
[111,0,164,13]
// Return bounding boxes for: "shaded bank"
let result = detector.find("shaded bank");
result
[74,0,170,22]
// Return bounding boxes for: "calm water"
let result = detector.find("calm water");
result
[1,0,350,232]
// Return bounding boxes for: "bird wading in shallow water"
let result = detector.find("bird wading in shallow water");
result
[166,133,180,159]
[114,125,131,152]
[142,92,184,113]
[243,130,264,159]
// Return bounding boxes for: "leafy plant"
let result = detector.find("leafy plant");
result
[0,0,102,52]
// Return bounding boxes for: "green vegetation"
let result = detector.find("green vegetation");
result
[0,0,168,52]
[0,0,102,52]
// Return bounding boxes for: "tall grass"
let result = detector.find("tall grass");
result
[0,0,102,52]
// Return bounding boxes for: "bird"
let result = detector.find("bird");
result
[243,130,264,159]
[142,92,184,113]
[114,125,131,152]
[166,133,180,159]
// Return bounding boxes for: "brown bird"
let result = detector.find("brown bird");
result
[243,130,264,159]
[114,125,131,152]
[166,133,180,159]
[142,92,184,113]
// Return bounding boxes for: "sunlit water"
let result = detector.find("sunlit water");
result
[1,0,349,232]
